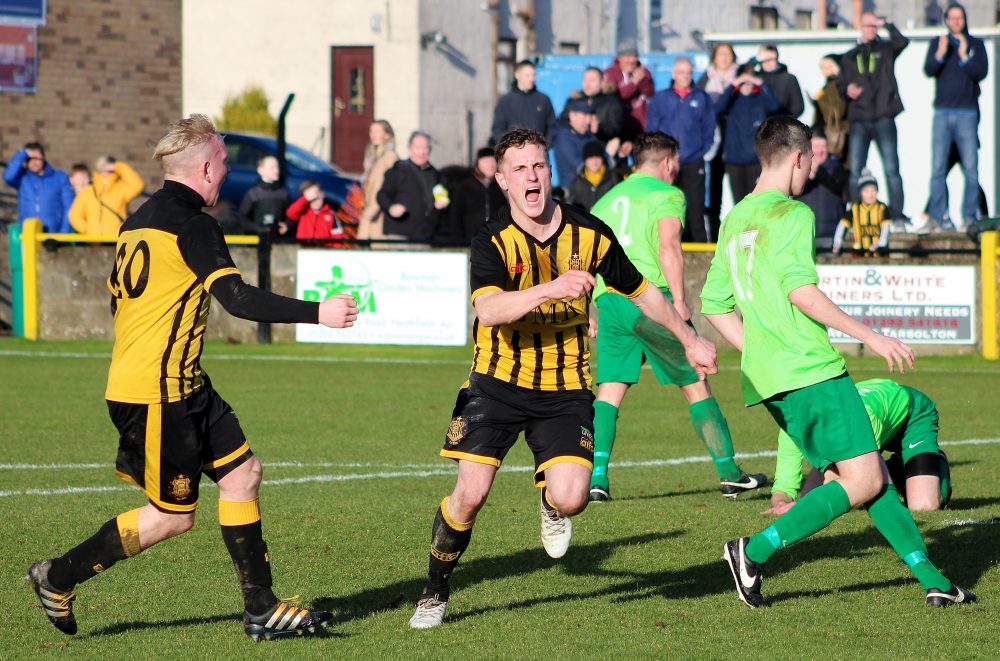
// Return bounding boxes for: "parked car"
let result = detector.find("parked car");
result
[212,132,358,232]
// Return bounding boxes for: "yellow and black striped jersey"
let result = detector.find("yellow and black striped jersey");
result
[469,203,647,391]
[105,181,241,404]
[839,201,889,251]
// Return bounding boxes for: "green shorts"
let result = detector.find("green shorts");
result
[594,290,699,387]
[886,386,941,465]
[762,373,877,471]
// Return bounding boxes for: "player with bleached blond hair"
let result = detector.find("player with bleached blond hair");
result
[28,114,358,641]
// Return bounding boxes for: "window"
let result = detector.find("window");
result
[750,6,778,31]
[225,140,267,170]
[495,38,517,97]
[349,67,367,114]
[556,41,580,54]
[795,10,812,30]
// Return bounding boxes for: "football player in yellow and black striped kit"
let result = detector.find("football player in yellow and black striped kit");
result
[408,128,718,629]
[27,115,359,641]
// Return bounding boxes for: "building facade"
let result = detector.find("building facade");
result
[0,0,182,195]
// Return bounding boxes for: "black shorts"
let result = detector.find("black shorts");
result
[440,372,595,487]
[108,379,252,513]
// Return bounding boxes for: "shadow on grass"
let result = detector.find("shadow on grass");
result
[85,612,351,640]
[946,495,1000,510]
[618,485,771,502]
[315,531,688,625]
[761,520,995,598]
[323,518,993,625]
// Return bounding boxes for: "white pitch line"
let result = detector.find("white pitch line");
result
[2,438,996,473]
[4,348,999,375]
[0,348,469,367]
[2,439,998,499]
[944,518,998,527]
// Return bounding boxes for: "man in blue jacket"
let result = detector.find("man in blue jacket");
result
[646,57,716,242]
[924,3,988,231]
[3,142,75,233]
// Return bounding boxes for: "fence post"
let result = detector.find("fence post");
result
[982,231,998,360]
[20,219,41,340]
[257,232,272,344]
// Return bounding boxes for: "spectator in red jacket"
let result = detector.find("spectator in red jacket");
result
[288,180,345,247]
[604,41,655,140]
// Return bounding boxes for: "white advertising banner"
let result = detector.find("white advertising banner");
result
[295,249,469,346]
[816,265,976,344]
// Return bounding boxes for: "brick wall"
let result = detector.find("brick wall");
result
[0,0,181,195]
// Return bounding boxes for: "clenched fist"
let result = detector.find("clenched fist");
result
[319,294,360,328]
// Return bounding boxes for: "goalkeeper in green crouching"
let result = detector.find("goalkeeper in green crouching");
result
[767,378,951,516]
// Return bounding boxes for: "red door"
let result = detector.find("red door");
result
[331,46,374,173]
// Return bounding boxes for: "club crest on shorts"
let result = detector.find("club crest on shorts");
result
[446,416,468,445]
[568,253,584,271]
[580,426,595,451]
[168,474,193,500]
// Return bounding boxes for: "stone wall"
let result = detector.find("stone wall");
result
[29,241,298,342]
[0,1,182,193]
[11,234,994,358]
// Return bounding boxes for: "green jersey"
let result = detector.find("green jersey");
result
[590,172,686,300]
[701,190,845,405]
[772,379,912,498]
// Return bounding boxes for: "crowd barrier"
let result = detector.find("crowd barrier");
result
[5,218,998,359]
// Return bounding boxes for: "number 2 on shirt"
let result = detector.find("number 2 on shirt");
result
[726,230,758,302]
[610,196,632,248]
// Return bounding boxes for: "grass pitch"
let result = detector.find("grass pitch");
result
[1,338,997,659]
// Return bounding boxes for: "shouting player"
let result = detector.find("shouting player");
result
[408,128,717,629]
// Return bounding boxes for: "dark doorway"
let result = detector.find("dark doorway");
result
[331,46,374,173]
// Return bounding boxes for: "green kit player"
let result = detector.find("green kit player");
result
[769,378,951,514]
[588,131,767,502]
[701,116,975,609]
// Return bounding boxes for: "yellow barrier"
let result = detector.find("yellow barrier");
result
[16,227,260,341]
[20,219,41,340]
[682,242,717,253]
[982,231,999,360]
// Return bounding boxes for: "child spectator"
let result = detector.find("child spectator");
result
[238,155,290,239]
[288,180,345,247]
[834,169,890,254]
[69,164,91,194]
[565,140,621,210]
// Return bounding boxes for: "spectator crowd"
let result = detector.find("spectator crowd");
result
[3,5,987,252]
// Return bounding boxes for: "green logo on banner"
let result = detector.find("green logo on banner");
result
[303,262,376,313]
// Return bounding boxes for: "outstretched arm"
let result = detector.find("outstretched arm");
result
[788,284,914,372]
[210,274,357,327]
[632,285,717,379]
[703,311,744,351]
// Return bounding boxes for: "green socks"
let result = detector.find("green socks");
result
[745,479,952,591]
[866,482,951,591]
[746,479,852,563]
[591,401,618,489]
[689,397,741,481]
[592,397,741,489]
